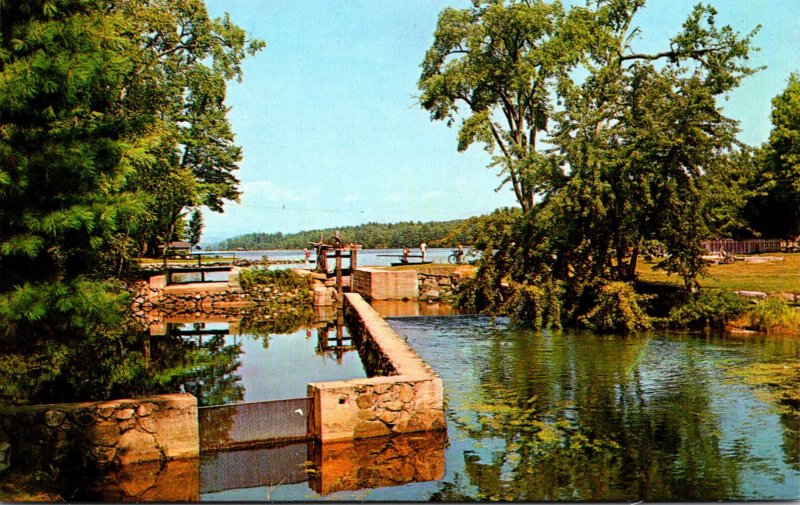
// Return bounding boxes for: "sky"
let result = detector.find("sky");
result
[200,0,799,245]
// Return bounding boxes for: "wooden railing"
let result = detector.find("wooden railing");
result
[165,266,232,285]
[702,239,795,254]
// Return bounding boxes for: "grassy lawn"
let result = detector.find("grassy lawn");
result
[379,263,478,275]
[637,253,800,294]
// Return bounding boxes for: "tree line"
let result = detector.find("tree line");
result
[215,218,487,250]
[419,0,798,331]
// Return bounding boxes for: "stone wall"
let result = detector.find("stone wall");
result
[351,268,419,300]
[131,267,313,328]
[0,394,197,472]
[351,267,465,302]
[130,269,252,315]
[307,293,446,442]
[418,271,460,301]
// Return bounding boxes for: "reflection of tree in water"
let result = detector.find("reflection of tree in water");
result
[239,304,314,347]
[431,329,778,502]
[154,332,244,407]
[1,325,160,405]
[1,302,320,407]
[0,321,248,408]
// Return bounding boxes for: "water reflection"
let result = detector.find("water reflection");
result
[388,317,800,501]
[370,299,459,317]
[308,430,447,496]
[84,458,200,502]
[198,430,448,501]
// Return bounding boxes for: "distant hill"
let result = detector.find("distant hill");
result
[215,219,478,250]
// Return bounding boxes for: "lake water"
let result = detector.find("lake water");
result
[205,315,799,501]
[205,247,469,269]
[8,305,799,501]
[169,322,366,405]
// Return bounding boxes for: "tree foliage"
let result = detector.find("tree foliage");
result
[0,0,260,355]
[421,0,759,328]
[186,208,204,247]
[419,0,583,211]
[114,0,263,256]
[746,72,800,238]
[0,0,142,343]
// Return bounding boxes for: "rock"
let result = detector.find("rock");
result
[358,409,378,421]
[356,394,375,409]
[44,410,66,428]
[116,429,160,466]
[119,418,137,433]
[115,408,135,420]
[378,409,400,425]
[735,290,768,299]
[74,410,96,426]
[384,401,404,412]
[92,446,117,465]
[137,403,158,418]
[398,384,414,403]
[92,422,121,447]
[424,289,440,300]
[139,417,158,434]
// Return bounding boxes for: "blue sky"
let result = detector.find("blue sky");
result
[201,0,799,244]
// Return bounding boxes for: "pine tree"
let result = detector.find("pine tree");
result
[0,0,141,342]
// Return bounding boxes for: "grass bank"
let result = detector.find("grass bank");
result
[637,253,800,294]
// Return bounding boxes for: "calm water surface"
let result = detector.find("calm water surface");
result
[393,316,799,501]
[233,315,799,502]
[167,322,366,405]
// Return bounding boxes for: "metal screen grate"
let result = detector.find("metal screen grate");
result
[199,397,312,451]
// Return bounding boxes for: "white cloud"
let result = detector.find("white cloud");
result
[240,180,317,203]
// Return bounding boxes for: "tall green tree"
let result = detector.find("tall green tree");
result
[419,0,585,212]
[186,208,204,248]
[422,0,759,326]
[0,0,260,361]
[0,0,143,343]
[746,72,800,238]
[703,146,758,239]
[114,0,263,257]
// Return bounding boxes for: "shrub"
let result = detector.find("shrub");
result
[668,290,748,330]
[239,268,309,292]
[740,296,800,334]
[504,281,562,329]
[577,282,651,333]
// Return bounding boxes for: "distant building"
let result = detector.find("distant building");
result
[158,241,192,257]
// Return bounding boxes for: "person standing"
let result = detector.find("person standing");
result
[419,242,427,261]
[455,243,464,264]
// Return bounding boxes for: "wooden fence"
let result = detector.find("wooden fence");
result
[702,239,795,255]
